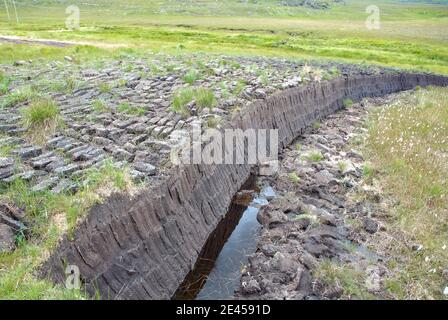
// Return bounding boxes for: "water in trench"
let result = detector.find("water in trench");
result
[173,178,275,300]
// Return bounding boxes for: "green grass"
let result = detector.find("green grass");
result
[20,97,63,144]
[182,69,200,85]
[92,99,110,113]
[304,150,324,163]
[343,98,354,109]
[338,161,348,172]
[49,77,83,94]
[233,80,248,95]
[98,82,112,94]
[1,86,37,108]
[116,102,145,116]
[194,87,217,110]
[362,87,448,299]
[314,260,376,299]
[361,163,375,179]
[288,172,300,183]
[0,43,109,65]
[0,1,447,73]
[312,121,321,130]
[1,0,447,301]
[0,71,11,95]
[21,98,59,126]
[172,88,195,115]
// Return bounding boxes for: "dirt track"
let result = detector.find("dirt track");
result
[0,36,73,47]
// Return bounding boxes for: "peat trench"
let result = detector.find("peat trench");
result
[174,175,276,300]
[41,73,448,299]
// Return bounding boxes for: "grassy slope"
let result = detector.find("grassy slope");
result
[363,87,448,299]
[0,0,447,73]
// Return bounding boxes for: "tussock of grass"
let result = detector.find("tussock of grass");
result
[194,87,216,110]
[233,80,247,95]
[182,69,200,85]
[0,159,139,299]
[343,98,354,109]
[49,76,85,94]
[288,172,300,183]
[304,150,324,163]
[338,161,348,172]
[314,260,376,300]
[22,98,59,126]
[21,97,63,144]
[98,82,112,94]
[172,88,194,115]
[363,87,448,299]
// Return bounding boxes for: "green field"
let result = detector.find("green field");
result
[1,0,448,73]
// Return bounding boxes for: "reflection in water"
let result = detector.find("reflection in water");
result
[197,205,260,300]
[173,179,275,300]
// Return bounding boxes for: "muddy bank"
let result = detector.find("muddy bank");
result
[40,73,448,299]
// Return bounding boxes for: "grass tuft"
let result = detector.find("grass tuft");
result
[288,172,300,183]
[182,69,200,85]
[343,98,354,109]
[21,97,63,144]
[22,98,60,127]
[194,87,216,110]
[172,88,194,115]
[92,99,110,113]
[99,82,112,94]
[314,260,376,300]
[304,150,324,163]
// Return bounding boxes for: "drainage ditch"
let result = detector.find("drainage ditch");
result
[173,176,276,300]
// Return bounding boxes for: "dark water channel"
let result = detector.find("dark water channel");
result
[173,177,275,300]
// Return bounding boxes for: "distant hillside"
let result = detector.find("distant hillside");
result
[8,0,448,19]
